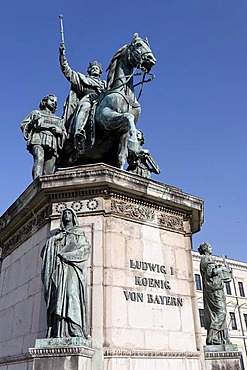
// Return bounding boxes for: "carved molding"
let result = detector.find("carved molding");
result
[1,205,51,258]
[29,346,95,358]
[110,197,184,232]
[111,199,155,222]
[51,191,186,232]
[54,199,100,215]
[104,349,201,358]
[204,351,242,359]
[157,212,184,230]
[1,187,188,258]
[48,188,109,201]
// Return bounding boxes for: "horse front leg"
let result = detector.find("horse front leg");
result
[122,113,139,152]
[116,113,138,169]
[117,133,129,169]
[96,105,139,168]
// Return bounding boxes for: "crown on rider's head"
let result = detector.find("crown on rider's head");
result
[87,61,103,75]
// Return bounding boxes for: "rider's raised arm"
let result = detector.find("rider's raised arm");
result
[59,43,85,92]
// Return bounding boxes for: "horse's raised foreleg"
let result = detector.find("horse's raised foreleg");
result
[96,105,139,168]
[100,109,139,152]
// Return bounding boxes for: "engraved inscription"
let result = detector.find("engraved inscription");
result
[123,259,183,307]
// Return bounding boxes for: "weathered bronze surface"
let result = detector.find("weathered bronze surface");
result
[58,33,157,171]
[198,242,232,345]
[21,33,159,179]
[41,208,91,338]
[20,95,66,179]
[59,42,106,153]
[127,129,160,178]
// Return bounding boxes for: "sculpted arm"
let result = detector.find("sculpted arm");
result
[200,256,215,278]
[212,263,230,276]
[20,110,41,140]
[58,229,91,263]
[55,123,67,149]
[59,43,85,92]
[205,260,226,279]
[49,120,67,138]
[205,262,217,277]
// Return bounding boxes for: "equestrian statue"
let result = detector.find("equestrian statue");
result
[21,15,160,179]
[57,17,157,171]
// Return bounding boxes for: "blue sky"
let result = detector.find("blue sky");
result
[1,1,247,261]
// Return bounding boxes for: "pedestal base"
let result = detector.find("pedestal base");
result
[204,345,243,370]
[103,350,203,370]
[29,338,95,370]
[0,164,206,370]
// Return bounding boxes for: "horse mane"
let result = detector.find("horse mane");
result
[106,44,128,89]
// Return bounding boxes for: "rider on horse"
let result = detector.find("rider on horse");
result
[59,42,106,152]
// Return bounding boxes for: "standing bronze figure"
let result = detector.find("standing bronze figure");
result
[41,208,91,338]
[198,242,232,345]
[126,129,160,178]
[20,94,66,179]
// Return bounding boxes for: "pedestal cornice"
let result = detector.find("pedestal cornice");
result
[0,164,204,257]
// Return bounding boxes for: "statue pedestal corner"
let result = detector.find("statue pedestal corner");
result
[29,338,95,370]
[204,345,243,370]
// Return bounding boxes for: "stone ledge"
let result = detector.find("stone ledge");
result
[0,353,31,366]
[103,349,201,358]
[29,346,95,358]
[0,164,204,240]
[204,349,242,360]
[29,337,95,358]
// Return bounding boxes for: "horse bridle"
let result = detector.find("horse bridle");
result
[106,69,155,103]
[98,43,155,106]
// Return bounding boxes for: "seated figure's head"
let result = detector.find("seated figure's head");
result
[87,61,103,77]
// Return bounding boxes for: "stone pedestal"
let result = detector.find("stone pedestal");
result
[30,338,94,370]
[204,345,243,370]
[0,164,205,370]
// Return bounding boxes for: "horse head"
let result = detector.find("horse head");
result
[128,33,156,73]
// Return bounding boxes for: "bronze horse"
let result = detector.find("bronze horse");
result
[59,33,156,169]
